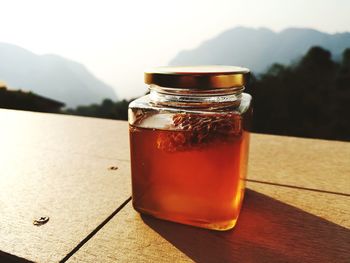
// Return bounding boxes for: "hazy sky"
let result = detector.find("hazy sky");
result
[1,0,350,99]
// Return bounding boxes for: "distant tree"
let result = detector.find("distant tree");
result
[247,46,349,141]
[65,98,131,121]
[299,46,334,71]
[333,48,350,140]
[0,86,64,113]
[341,48,350,69]
[265,63,286,77]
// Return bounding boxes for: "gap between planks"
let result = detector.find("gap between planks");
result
[245,179,350,197]
[60,197,132,263]
[59,178,348,262]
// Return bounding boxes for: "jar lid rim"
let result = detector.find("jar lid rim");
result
[144,65,250,89]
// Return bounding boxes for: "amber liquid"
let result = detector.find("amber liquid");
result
[129,122,249,230]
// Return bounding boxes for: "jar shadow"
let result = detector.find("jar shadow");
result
[141,189,350,262]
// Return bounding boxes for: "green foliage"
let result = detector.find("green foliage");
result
[246,46,350,141]
[65,98,130,120]
[0,88,64,113]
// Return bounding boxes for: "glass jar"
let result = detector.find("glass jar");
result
[128,66,252,231]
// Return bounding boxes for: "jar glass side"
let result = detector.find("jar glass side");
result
[129,92,252,129]
[128,92,252,230]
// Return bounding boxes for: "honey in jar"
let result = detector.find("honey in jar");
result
[128,66,252,231]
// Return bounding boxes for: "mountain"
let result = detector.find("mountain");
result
[169,27,350,73]
[0,43,117,107]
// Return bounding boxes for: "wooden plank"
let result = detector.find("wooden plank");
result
[4,108,350,195]
[3,108,348,193]
[249,133,350,194]
[1,108,350,262]
[0,109,131,262]
[68,182,350,263]
[0,109,130,161]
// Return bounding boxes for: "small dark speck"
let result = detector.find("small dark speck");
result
[33,216,49,226]
[108,166,119,171]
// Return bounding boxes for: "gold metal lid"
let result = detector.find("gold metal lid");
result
[144,65,250,89]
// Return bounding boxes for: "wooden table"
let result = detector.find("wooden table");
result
[0,108,349,263]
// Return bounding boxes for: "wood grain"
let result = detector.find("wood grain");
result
[249,133,350,194]
[69,182,350,263]
[1,108,349,262]
[0,109,131,262]
[0,109,130,161]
